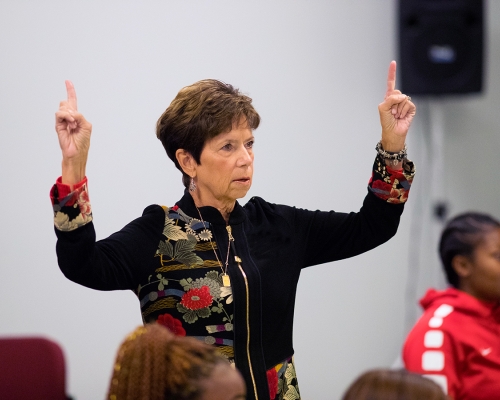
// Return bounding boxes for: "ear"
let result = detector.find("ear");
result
[451,254,473,279]
[175,149,197,177]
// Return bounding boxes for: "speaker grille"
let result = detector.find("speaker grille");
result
[399,0,484,95]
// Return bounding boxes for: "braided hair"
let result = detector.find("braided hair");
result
[439,212,500,288]
[107,324,229,400]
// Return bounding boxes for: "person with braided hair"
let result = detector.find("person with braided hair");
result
[107,323,246,400]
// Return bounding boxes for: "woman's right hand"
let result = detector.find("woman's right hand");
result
[55,80,92,187]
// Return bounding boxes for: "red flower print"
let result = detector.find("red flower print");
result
[387,188,409,204]
[371,180,392,200]
[267,368,278,400]
[78,189,92,216]
[180,286,213,310]
[157,313,186,336]
[390,188,401,199]
[79,188,89,203]
[172,205,179,211]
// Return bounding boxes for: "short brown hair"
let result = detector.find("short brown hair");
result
[156,79,260,188]
[342,369,447,400]
[107,324,229,400]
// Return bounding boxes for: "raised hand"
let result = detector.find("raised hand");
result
[55,81,92,186]
[378,61,416,152]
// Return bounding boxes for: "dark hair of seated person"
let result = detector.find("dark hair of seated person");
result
[341,368,447,400]
[439,212,500,293]
[107,323,246,400]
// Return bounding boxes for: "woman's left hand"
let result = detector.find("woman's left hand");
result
[378,61,416,152]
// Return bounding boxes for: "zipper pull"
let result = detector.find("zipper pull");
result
[226,225,235,242]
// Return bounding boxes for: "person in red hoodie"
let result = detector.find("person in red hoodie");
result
[403,212,500,399]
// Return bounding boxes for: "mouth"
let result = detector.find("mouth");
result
[233,177,251,184]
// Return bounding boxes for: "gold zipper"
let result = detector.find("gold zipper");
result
[226,225,235,241]
[227,225,258,399]
[237,259,258,399]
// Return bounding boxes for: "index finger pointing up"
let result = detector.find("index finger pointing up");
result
[65,80,78,110]
[385,60,397,97]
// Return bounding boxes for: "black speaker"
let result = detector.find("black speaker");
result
[398,0,484,95]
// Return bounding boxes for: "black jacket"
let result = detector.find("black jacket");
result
[55,188,404,399]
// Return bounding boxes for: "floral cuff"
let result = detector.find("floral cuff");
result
[50,177,93,231]
[368,155,415,204]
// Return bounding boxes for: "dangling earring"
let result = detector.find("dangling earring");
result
[189,177,197,192]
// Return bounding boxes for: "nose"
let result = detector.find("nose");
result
[237,146,253,167]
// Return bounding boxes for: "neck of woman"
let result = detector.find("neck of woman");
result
[190,191,234,224]
[458,281,500,304]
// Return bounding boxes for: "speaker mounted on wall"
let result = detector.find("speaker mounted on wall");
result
[398,0,484,95]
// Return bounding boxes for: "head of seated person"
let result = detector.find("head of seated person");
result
[440,212,500,302]
[107,323,246,400]
[341,368,447,400]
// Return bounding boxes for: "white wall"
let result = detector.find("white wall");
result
[0,1,498,399]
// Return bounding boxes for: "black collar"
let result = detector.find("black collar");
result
[176,189,246,226]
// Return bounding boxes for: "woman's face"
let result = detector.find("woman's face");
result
[194,124,254,206]
[465,228,500,301]
[200,363,246,400]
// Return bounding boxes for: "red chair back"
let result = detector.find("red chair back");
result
[0,336,69,400]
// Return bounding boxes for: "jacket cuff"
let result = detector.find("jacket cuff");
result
[368,155,416,204]
[50,176,93,231]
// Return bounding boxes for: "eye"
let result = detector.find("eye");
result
[245,140,254,149]
[221,143,233,151]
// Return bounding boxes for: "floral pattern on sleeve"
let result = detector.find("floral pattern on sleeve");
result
[368,154,415,204]
[267,357,300,400]
[50,177,93,231]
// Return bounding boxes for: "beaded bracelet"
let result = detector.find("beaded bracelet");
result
[375,141,407,166]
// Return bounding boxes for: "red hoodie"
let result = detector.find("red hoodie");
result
[403,288,500,399]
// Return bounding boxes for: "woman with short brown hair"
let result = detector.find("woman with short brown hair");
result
[52,61,415,399]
